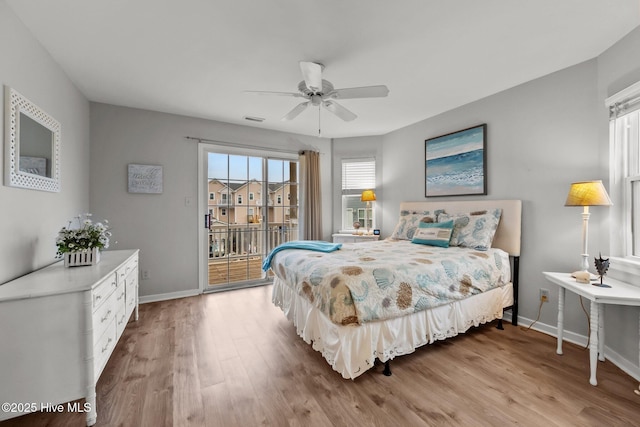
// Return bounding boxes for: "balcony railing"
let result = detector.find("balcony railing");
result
[211,200,275,207]
[208,222,298,259]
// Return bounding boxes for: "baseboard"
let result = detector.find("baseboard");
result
[139,288,201,304]
[605,345,640,383]
[515,314,640,382]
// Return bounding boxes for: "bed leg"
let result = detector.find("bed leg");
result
[511,256,520,326]
[497,319,504,330]
[383,361,392,376]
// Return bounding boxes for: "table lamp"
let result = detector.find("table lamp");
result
[361,189,376,234]
[564,180,612,278]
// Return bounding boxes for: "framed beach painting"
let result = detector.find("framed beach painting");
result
[425,124,487,197]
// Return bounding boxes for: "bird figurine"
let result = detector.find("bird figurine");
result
[594,253,610,286]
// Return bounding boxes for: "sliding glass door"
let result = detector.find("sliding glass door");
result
[200,145,298,292]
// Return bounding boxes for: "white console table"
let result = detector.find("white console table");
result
[542,271,640,386]
[0,249,139,426]
[332,233,380,243]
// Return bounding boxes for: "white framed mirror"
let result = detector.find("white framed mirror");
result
[4,86,61,192]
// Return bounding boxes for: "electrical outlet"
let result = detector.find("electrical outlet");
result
[540,288,550,303]
[142,270,150,280]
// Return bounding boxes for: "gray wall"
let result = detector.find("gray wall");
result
[0,1,90,284]
[89,103,332,299]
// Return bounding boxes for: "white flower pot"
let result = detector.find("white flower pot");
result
[64,248,101,267]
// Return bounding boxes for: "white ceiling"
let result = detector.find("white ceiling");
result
[6,0,640,138]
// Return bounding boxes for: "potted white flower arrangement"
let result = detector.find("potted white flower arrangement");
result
[56,213,112,267]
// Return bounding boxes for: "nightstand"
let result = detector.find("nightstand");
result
[332,233,380,243]
[542,271,640,386]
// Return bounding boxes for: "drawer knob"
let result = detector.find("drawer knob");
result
[101,310,112,322]
[95,295,102,301]
[101,338,113,353]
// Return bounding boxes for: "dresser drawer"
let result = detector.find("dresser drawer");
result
[115,305,129,338]
[92,272,118,311]
[125,268,138,315]
[94,278,125,343]
[117,256,138,285]
[93,318,116,378]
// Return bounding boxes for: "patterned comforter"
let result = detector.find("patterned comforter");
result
[270,239,511,326]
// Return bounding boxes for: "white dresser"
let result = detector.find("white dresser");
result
[0,249,139,426]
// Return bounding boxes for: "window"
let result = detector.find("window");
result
[249,192,254,201]
[277,195,282,204]
[238,194,243,204]
[341,158,376,230]
[221,192,228,203]
[608,81,640,259]
[221,208,227,216]
[209,192,215,200]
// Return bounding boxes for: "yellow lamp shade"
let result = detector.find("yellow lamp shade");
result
[564,181,612,207]
[361,190,376,202]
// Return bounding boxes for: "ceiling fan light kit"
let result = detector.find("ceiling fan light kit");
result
[246,61,389,132]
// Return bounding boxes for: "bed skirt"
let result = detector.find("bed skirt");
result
[272,277,513,379]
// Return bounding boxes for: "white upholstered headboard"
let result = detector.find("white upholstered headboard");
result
[398,200,522,256]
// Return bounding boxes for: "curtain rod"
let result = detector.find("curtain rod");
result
[185,136,318,155]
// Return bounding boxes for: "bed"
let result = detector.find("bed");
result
[268,200,521,379]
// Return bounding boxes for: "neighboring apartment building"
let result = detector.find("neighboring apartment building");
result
[207,178,298,226]
[206,178,299,259]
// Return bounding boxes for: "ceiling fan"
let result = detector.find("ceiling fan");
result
[246,61,389,124]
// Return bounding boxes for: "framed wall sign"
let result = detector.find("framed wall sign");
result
[19,156,47,177]
[425,124,487,197]
[128,164,163,194]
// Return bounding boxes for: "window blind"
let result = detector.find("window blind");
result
[342,159,375,194]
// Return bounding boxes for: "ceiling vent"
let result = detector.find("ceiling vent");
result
[243,115,265,122]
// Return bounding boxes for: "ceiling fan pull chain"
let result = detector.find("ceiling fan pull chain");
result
[318,106,321,136]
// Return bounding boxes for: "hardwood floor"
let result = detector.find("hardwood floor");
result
[2,285,639,427]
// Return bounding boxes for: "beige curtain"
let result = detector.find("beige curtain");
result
[300,151,322,240]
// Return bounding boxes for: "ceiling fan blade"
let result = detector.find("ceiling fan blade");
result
[323,100,357,122]
[244,90,304,97]
[299,61,323,92]
[282,102,310,121]
[330,85,389,100]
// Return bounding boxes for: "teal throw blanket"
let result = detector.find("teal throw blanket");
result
[262,240,342,271]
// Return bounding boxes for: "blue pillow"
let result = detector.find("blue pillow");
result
[411,220,454,247]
